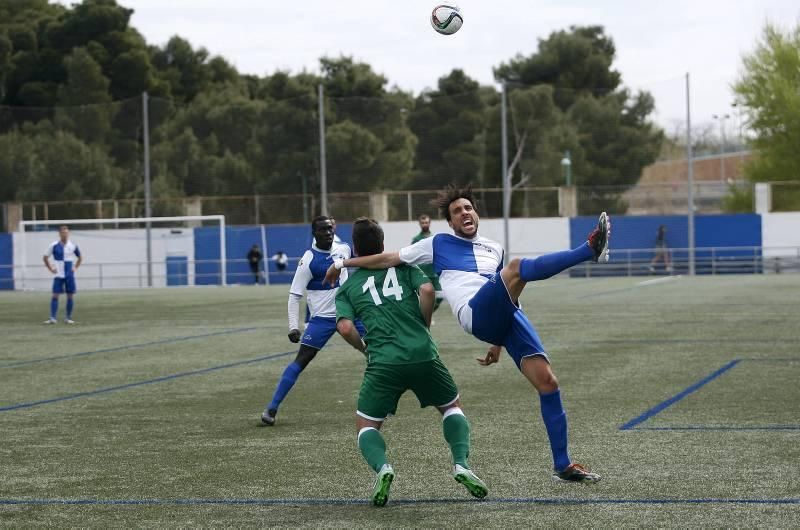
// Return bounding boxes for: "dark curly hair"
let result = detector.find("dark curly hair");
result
[432,184,477,221]
[352,217,384,257]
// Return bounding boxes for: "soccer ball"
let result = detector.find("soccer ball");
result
[430,5,463,35]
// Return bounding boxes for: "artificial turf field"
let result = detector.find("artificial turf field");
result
[1,275,798,527]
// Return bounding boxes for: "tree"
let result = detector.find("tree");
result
[493,26,662,214]
[407,69,487,189]
[55,47,113,144]
[733,22,800,211]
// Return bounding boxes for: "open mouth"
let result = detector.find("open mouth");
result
[462,218,474,229]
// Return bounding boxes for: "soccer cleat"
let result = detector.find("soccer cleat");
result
[453,464,488,499]
[260,408,277,426]
[587,212,610,263]
[64,319,76,325]
[371,464,395,507]
[552,463,601,484]
[43,318,57,325]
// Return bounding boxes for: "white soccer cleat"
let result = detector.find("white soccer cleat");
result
[371,464,395,507]
[588,212,611,263]
[453,464,488,499]
[64,319,76,325]
[43,318,57,325]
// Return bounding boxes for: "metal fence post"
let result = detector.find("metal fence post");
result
[407,192,412,221]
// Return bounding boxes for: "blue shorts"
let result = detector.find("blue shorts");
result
[301,316,366,350]
[52,277,77,295]
[466,273,547,369]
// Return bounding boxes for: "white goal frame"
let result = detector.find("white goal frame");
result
[18,215,227,288]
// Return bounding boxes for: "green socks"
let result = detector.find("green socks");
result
[443,408,471,468]
[358,427,388,473]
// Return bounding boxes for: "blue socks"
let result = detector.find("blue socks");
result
[66,298,74,319]
[519,244,594,282]
[539,390,571,472]
[268,361,303,411]
[50,298,58,319]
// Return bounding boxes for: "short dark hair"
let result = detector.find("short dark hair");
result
[433,184,476,221]
[418,214,430,222]
[352,217,384,257]
[311,215,332,232]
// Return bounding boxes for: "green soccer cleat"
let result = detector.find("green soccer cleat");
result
[371,464,394,507]
[453,464,488,499]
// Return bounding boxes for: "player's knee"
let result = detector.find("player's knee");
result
[295,345,318,369]
[507,258,522,274]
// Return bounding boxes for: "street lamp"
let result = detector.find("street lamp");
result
[561,151,572,187]
[711,114,730,181]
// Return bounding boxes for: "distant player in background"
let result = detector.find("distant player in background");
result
[411,214,443,312]
[336,218,487,506]
[305,218,342,325]
[261,216,365,426]
[327,185,610,484]
[43,225,82,325]
[247,244,263,284]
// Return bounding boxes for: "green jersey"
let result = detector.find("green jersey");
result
[336,265,437,365]
[411,231,438,282]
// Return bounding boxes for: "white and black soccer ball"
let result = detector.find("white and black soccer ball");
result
[430,5,463,35]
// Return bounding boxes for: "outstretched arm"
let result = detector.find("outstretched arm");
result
[324,252,402,286]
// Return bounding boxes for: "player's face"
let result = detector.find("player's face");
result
[419,217,431,232]
[447,198,479,238]
[313,220,335,250]
[59,226,69,242]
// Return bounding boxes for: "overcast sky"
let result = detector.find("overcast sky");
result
[61,0,798,133]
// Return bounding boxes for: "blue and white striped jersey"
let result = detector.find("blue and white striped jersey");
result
[45,240,81,279]
[399,233,503,326]
[290,242,352,319]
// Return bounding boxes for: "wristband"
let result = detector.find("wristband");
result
[334,259,345,270]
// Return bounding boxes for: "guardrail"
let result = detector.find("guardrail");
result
[2,248,800,291]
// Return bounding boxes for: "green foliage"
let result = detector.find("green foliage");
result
[0,5,662,215]
[734,22,800,187]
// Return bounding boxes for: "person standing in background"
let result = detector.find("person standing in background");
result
[247,244,263,284]
[411,214,443,312]
[43,225,82,324]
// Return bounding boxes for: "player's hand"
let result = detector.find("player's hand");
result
[323,264,342,287]
[49,267,56,274]
[477,345,502,366]
[288,329,301,343]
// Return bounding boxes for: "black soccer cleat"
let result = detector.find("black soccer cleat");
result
[261,408,277,426]
[552,463,601,484]
[588,212,610,263]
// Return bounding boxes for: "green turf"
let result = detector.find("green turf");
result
[1,276,799,527]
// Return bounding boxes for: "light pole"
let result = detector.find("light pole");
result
[560,151,572,186]
[711,113,730,181]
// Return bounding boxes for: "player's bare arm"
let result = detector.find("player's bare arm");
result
[324,251,402,286]
[336,318,367,355]
[42,255,56,274]
[74,255,82,271]
[417,281,435,328]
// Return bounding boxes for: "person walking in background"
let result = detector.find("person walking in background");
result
[649,225,672,274]
[247,244,263,284]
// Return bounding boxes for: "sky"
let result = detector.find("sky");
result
[60,0,799,134]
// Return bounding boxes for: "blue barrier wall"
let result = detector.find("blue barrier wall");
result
[0,233,12,290]
[569,214,762,275]
[194,224,354,285]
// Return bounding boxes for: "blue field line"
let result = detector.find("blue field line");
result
[0,497,798,507]
[0,327,262,369]
[0,350,295,413]
[636,426,800,431]
[619,359,741,431]
[592,338,797,345]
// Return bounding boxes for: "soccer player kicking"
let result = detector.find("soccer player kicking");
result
[260,216,365,426]
[326,185,610,484]
[43,225,82,325]
[335,217,487,507]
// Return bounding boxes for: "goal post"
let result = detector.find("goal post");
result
[17,215,227,290]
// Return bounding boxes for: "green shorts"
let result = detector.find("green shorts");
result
[356,358,459,421]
